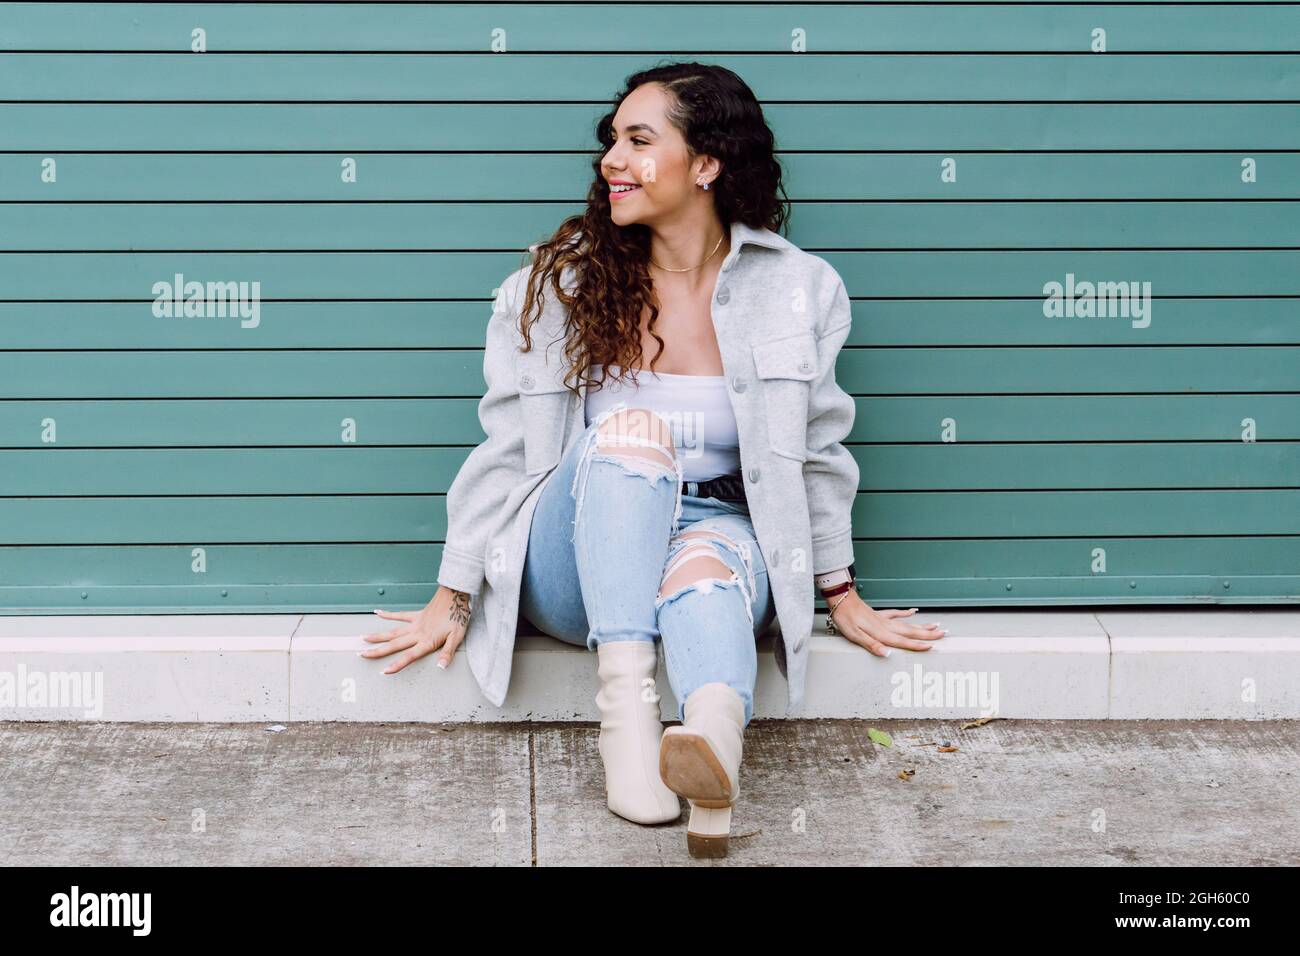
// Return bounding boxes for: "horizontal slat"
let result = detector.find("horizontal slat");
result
[4,539,1295,586]
[4,396,1300,446]
[0,400,487,445]
[838,347,1300,393]
[3,540,1298,610]
[3,298,1297,349]
[842,300,1300,347]
[2,443,1297,495]
[6,104,1300,149]
[0,351,485,397]
[853,395,1300,439]
[10,53,1300,100]
[9,202,1300,250]
[0,303,502,349]
[4,4,1297,52]
[0,495,451,542]
[851,538,1300,585]
[856,490,1300,536]
[4,153,1298,201]
[0,448,467,494]
[1,347,1297,397]
[854,444,1300,490]
[2,490,1300,543]
[1,251,1296,297]
[0,544,446,586]
[8,579,1293,609]
[0,345,1292,400]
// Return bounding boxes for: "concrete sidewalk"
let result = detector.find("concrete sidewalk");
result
[2,718,1296,866]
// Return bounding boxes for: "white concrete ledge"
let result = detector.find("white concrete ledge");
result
[1101,610,1300,719]
[0,609,1297,722]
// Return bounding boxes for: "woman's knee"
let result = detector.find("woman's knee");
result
[657,531,735,599]
[569,405,686,540]
[655,528,758,628]
[592,407,676,473]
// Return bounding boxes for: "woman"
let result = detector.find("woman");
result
[362,62,945,857]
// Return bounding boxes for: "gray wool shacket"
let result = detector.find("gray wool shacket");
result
[436,219,859,715]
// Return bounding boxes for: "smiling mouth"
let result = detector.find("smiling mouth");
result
[609,183,641,199]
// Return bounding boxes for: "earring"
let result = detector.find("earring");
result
[697,179,710,191]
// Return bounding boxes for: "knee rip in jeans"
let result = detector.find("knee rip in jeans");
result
[654,529,757,628]
[569,402,685,542]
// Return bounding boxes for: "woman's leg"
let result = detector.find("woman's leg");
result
[654,510,775,729]
[520,402,684,648]
[569,404,685,647]
[519,403,686,825]
[654,506,774,856]
[518,414,591,646]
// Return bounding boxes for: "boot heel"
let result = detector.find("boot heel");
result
[685,801,732,859]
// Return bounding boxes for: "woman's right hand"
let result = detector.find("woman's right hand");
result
[361,585,473,674]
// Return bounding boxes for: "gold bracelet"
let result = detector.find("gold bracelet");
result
[826,591,852,635]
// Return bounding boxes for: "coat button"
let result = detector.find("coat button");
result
[731,375,747,393]
[747,466,761,483]
[716,287,730,305]
[518,374,534,390]
[798,359,812,373]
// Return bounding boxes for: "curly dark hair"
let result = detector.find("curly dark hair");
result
[514,61,791,396]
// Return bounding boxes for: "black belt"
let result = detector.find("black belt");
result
[683,473,747,502]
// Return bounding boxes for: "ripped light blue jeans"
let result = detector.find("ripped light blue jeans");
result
[519,401,776,727]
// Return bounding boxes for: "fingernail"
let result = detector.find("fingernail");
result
[883,648,893,658]
[437,660,447,670]
[356,651,365,657]
[933,622,941,628]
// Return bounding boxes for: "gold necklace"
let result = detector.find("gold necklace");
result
[648,231,725,273]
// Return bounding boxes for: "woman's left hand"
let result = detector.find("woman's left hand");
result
[826,590,946,656]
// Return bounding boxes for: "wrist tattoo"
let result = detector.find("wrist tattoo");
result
[448,589,471,628]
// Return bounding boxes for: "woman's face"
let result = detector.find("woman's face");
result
[600,83,716,228]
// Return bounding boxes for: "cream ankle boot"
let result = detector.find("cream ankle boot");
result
[594,640,682,825]
[658,682,745,858]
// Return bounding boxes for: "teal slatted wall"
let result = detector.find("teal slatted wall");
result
[2,2,1297,612]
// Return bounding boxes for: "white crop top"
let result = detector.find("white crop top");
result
[583,363,740,482]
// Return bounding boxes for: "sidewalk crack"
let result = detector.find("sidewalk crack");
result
[1094,611,1114,719]
[286,614,304,721]
[528,725,538,866]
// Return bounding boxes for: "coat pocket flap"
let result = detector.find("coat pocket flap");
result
[751,331,819,381]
